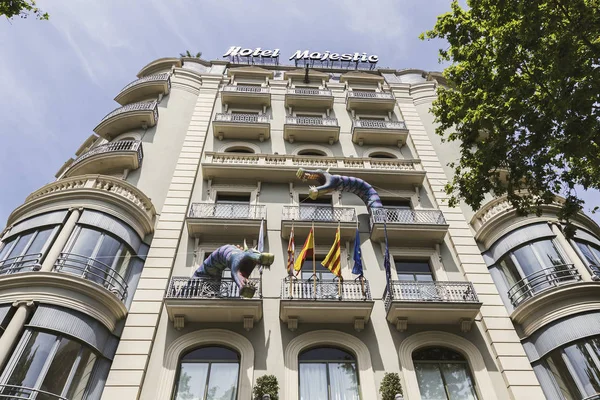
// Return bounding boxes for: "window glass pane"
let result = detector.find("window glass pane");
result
[545,351,580,400]
[395,261,431,274]
[68,228,102,257]
[512,245,544,277]
[563,342,600,396]
[498,257,522,288]
[65,348,97,400]
[415,363,447,400]
[576,242,598,266]
[5,331,57,389]
[94,235,121,268]
[398,273,416,281]
[532,240,566,268]
[328,362,359,400]
[113,248,132,281]
[590,246,600,267]
[38,338,82,398]
[6,232,34,259]
[413,347,466,362]
[441,363,478,400]
[300,348,355,362]
[183,347,239,362]
[206,363,239,400]
[175,363,209,400]
[416,274,434,282]
[299,363,328,400]
[0,238,15,261]
[27,228,54,256]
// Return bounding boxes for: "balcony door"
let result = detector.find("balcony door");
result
[380,199,412,223]
[300,256,339,299]
[395,260,440,301]
[300,196,333,221]
[299,347,360,400]
[215,193,251,219]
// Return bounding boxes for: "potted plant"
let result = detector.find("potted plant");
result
[380,372,403,400]
[253,374,279,400]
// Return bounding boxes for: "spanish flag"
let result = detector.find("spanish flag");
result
[322,227,342,278]
[293,228,314,274]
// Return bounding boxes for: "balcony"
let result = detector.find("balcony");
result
[509,264,581,307]
[94,101,158,141]
[62,140,143,178]
[285,88,334,109]
[0,254,42,275]
[279,278,374,331]
[164,276,262,330]
[212,113,270,141]
[115,73,171,105]
[370,208,449,245]
[346,91,396,111]
[221,85,271,107]
[352,119,409,146]
[384,281,482,332]
[186,202,266,239]
[283,116,340,144]
[281,205,356,241]
[8,175,156,238]
[202,153,425,186]
[136,57,181,78]
[0,385,69,399]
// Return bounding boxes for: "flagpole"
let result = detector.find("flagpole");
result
[289,222,294,299]
[337,222,342,299]
[312,220,316,300]
[259,218,264,299]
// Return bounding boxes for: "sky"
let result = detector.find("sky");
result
[0,0,598,226]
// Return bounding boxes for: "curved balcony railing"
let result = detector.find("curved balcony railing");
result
[508,264,581,307]
[281,277,371,300]
[383,281,479,311]
[347,91,394,100]
[68,140,143,170]
[53,253,128,301]
[100,100,158,124]
[352,119,407,130]
[370,208,447,225]
[214,113,269,124]
[188,203,266,220]
[222,85,270,94]
[119,72,171,94]
[166,276,261,299]
[0,253,42,275]
[285,116,339,127]
[0,385,67,399]
[589,264,600,280]
[287,88,332,96]
[282,205,356,223]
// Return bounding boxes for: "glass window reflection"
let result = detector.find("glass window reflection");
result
[299,347,360,400]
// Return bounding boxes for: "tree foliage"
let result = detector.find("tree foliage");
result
[1,0,48,20]
[180,50,202,58]
[253,374,279,400]
[422,0,600,234]
[379,372,403,400]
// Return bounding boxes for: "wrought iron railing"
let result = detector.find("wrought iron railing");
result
[119,73,171,93]
[285,116,339,127]
[188,203,266,220]
[166,276,261,299]
[347,91,395,100]
[282,205,356,223]
[353,119,407,130]
[53,253,128,301]
[223,85,270,94]
[383,281,479,311]
[281,278,371,300]
[0,254,42,275]
[69,140,143,170]
[214,113,269,124]
[508,264,581,307]
[589,264,600,280]
[100,100,158,123]
[287,88,333,97]
[370,208,447,225]
[0,385,67,400]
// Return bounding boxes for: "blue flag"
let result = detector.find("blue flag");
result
[383,221,391,285]
[352,228,363,276]
[258,219,265,273]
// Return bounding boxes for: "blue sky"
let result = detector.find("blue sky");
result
[0,0,598,225]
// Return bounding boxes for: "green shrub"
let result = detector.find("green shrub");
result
[380,372,403,400]
[253,374,279,400]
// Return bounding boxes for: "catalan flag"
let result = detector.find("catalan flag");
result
[293,228,314,274]
[287,226,295,277]
[322,227,342,278]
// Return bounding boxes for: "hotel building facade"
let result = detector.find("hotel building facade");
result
[0,52,599,400]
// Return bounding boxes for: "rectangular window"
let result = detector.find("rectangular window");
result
[215,193,251,219]
[395,260,434,281]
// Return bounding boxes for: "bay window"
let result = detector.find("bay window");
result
[0,227,58,274]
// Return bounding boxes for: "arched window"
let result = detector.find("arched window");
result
[299,347,360,400]
[224,147,254,154]
[298,149,326,157]
[173,346,240,400]
[413,347,478,400]
[369,152,396,159]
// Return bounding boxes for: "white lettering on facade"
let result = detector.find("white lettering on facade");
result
[224,46,378,64]
[223,46,280,58]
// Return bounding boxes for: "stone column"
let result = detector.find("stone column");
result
[40,208,81,272]
[0,301,34,370]
[551,223,592,281]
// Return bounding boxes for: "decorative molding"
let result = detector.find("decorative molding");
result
[291,144,334,157]
[218,141,262,154]
[284,330,377,400]
[363,146,403,159]
[399,331,498,400]
[156,329,254,400]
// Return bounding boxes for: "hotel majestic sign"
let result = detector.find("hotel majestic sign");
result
[223,46,379,68]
